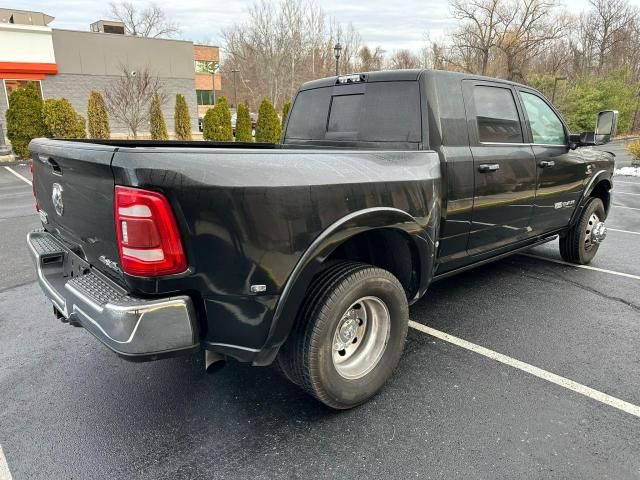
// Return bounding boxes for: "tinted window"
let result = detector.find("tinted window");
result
[328,95,362,133]
[286,87,331,140]
[521,92,566,145]
[285,81,421,143]
[473,86,523,143]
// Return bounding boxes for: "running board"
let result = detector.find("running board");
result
[433,235,558,282]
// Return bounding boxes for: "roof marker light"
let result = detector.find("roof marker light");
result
[337,74,364,84]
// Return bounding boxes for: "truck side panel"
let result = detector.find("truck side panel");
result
[111,148,441,359]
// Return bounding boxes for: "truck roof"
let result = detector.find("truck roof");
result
[298,69,529,91]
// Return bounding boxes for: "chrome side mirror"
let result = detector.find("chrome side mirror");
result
[595,110,618,145]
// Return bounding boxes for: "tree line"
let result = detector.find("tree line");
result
[4,75,289,158]
[220,0,640,133]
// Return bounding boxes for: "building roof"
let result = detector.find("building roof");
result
[0,8,54,26]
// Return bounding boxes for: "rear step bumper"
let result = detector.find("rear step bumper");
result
[27,230,199,360]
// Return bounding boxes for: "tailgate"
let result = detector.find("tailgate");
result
[29,139,123,283]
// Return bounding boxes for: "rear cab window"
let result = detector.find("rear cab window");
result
[284,81,422,145]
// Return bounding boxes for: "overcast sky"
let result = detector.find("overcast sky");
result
[19,0,596,52]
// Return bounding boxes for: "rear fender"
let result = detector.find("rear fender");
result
[253,206,437,366]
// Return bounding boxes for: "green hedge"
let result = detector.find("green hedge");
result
[256,99,281,144]
[235,103,253,142]
[281,101,291,130]
[43,98,86,139]
[174,94,192,140]
[203,96,233,141]
[5,82,46,158]
[87,90,110,139]
[529,71,637,134]
[149,93,168,140]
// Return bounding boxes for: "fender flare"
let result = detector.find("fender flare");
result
[252,207,436,366]
[570,170,613,226]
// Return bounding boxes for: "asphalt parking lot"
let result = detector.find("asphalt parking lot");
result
[1,141,639,479]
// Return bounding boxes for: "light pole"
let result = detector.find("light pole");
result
[551,76,566,104]
[231,69,240,109]
[334,43,342,76]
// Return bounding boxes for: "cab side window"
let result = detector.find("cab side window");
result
[520,92,566,145]
[473,86,523,144]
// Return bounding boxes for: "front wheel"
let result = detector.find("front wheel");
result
[277,261,409,409]
[559,197,606,265]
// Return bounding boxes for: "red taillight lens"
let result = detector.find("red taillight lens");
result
[114,186,187,277]
[30,163,39,212]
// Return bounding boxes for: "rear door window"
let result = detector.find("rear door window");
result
[473,86,523,143]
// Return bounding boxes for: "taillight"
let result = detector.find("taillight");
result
[30,163,39,212]
[114,186,187,277]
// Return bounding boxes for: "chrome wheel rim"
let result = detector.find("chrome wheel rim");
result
[331,296,391,380]
[584,213,604,251]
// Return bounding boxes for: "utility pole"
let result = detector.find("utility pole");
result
[231,69,240,109]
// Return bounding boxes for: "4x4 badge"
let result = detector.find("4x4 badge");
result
[52,183,64,216]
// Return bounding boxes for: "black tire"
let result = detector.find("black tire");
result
[559,197,606,265]
[276,261,409,409]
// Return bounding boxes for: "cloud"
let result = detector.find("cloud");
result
[18,0,593,52]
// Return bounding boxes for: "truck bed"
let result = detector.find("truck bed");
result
[30,137,441,361]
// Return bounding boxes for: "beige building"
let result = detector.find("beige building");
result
[0,8,221,138]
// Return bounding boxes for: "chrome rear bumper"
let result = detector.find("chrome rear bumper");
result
[27,230,199,359]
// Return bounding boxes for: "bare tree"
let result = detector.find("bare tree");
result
[221,0,361,109]
[104,65,165,138]
[358,46,385,71]
[585,0,637,72]
[497,0,569,81]
[387,49,421,69]
[108,2,180,38]
[450,0,503,75]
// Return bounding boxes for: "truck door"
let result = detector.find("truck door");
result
[462,81,537,255]
[516,89,585,233]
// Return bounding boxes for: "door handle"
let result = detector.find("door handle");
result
[478,164,500,173]
[538,160,555,168]
[46,157,62,175]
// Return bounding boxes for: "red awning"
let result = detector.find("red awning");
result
[0,62,58,80]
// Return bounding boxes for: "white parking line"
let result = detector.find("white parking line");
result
[0,445,12,480]
[615,180,640,184]
[521,253,640,281]
[615,191,640,196]
[409,321,640,418]
[609,227,640,236]
[3,166,32,187]
[612,204,640,211]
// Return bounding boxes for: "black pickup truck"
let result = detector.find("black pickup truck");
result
[27,70,617,409]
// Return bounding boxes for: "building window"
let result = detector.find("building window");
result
[195,60,219,74]
[4,80,43,106]
[196,90,215,105]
